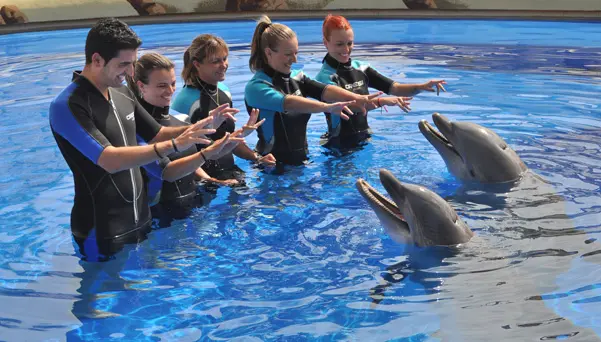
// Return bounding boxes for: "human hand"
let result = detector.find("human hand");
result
[419,80,447,96]
[201,132,244,161]
[354,91,384,115]
[256,153,276,167]
[378,96,412,113]
[175,116,216,149]
[325,100,355,120]
[209,103,240,129]
[235,108,265,138]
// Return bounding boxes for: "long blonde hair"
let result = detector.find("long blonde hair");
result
[249,15,296,72]
[181,34,229,84]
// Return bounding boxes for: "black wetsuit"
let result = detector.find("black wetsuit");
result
[138,98,202,223]
[49,72,168,260]
[315,54,395,148]
[172,79,244,182]
[244,65,327,165]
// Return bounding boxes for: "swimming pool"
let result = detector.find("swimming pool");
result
[1,18,601,341]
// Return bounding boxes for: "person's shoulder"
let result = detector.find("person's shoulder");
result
[245,72,271,92]
[291,69,308,81]
[352,59,370,71]
[50,81,82,110]
[217,82,232,99]
[172,86,200,114]
[315,64,336,82]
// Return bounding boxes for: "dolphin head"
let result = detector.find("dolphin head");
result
[419,113,527,183]
[356,169,473,247]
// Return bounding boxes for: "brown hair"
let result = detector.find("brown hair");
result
[248,15,296,73]
[126,52,174,98]
[181,34,229,84]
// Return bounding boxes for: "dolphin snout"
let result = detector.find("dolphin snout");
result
[432,113,453,135]
[379,169,406,205]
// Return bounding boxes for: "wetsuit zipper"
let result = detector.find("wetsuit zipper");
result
[110,96,139,224]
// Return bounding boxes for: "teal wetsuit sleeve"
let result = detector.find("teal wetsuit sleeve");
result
[245,79,285,112]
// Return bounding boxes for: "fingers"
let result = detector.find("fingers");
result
[219,113,237,123]
[191,137,212,145]
[253,118,266,129]
[198,129,217,136]
[428,80,447,96]
[366,91,384,100]
[227,137,245,144]
[258,154,276,166]
[248,108,260,124]
[191,116,214,129]
[437,82,447,95]
[338,100,356,107]
[339,107,350,121]
[209,103,230,115]
[214,132,231,147]
[397,99,411,113]
[231,129,243,138]
[221,107,240,115]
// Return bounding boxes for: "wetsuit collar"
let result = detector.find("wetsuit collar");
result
[139,97,170,120]
[323,54,352,70]
[192,77,218,94]
[263,64,291,79]
[72,70,109,101]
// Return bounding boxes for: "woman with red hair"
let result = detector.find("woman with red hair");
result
[315,14,446,149]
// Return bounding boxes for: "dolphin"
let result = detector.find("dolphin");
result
[419,113,527,183]
[356,169,473,247]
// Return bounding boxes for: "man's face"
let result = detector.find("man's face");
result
[98,49,137,88]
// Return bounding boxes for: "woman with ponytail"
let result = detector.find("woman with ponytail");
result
[172,34,276,185]
[315,14,446,148]
[244,15,382,166]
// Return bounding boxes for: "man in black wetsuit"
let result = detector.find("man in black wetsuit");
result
[48,18,231,261]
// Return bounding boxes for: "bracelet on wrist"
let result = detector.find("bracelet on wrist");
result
[200,150,208,163]
[171,138,179,152]
[153,144,164,159]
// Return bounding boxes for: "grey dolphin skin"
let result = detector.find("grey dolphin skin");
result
[356,169,473,247]
[419,113,527,183]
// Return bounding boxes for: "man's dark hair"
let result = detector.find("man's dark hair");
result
[85,18,142,64]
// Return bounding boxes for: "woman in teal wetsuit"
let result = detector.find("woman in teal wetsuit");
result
[244,15,384,166]
[315,14,447,149]
[172,34,276,185]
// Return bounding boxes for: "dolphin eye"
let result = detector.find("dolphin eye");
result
[469,170,476,178]
[500,143,508,150]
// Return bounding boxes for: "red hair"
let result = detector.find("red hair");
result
[322,14,352,41]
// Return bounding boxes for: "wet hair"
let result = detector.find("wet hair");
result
[248,15,296,72]
[85,17,142,64]
[181,34,229,84]
[126,52,175,98]
[322,14,352,41]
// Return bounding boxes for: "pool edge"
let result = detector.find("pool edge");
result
[1,9,601,35]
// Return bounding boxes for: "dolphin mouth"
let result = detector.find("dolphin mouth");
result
[356,178,406,223]
[419,119,461,158]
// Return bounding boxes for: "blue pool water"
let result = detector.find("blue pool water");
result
[1,19,601,341]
